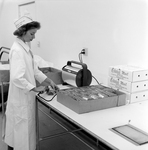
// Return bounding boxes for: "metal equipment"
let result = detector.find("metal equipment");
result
[62,61,92,87]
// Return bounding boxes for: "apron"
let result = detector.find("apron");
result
[4,38,47,150]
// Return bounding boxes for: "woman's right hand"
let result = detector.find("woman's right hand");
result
[31,86,46,93]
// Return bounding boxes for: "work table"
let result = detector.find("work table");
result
[36,85,148,150]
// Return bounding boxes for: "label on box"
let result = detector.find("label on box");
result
[109,65,148,82]
[108,77,121,89]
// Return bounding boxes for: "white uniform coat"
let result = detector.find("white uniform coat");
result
[4,38,47,150]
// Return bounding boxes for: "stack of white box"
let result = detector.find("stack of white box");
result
[108,65,148,104]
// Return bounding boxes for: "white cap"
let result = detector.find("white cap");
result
[14,15,33,29]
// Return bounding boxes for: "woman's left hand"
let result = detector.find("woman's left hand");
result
[49,80,60,91]
[42,77,60,92]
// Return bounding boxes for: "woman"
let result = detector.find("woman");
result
[4,15,59,150]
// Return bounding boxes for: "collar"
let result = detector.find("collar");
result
[16,38,30,52]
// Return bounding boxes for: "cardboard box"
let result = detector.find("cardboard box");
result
[117,90,148,104]
[39,67,63,85]
[108,76,148,93]
[57,85,126,114]
[109,65,148,82]
[107,85,148,104]
[126,90,148,103]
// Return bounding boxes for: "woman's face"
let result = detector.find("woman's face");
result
[23,28,37,42]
